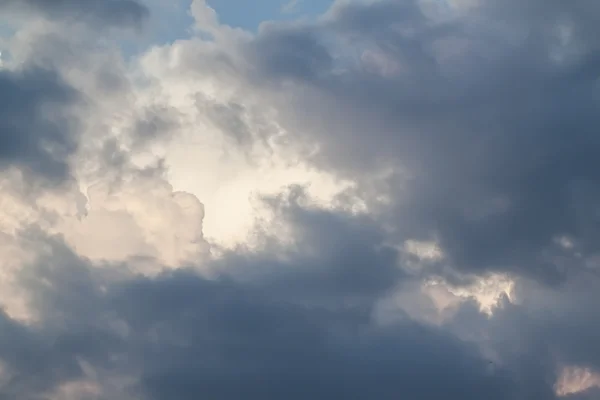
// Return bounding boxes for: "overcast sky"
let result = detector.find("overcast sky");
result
[1,0,600,399]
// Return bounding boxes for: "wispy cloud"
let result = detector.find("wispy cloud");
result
[281,0,300,14]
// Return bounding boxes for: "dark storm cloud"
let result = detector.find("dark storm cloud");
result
[0,67,78,183]
[241,0,600,284]
[0,225,547,400]
[123,275,513,400]
[0,0,149,28]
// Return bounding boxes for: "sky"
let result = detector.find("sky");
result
[1,0,600,399]
[206,0,334,30]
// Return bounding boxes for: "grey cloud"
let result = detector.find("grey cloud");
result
[567,388,600,400]
[440,273,600,400]
[213,192,403,307]
[0,0,149,28]
[445,299,560,400]
[131,105,180,147]
[0,223,547,400]
[249,24,333,82]
[196,96,252,146]
[238,0,600,284]
[0,310,86,399]
[0,67,78,183]
[1,22,165,186]
[126,278,513,400]
[504,275,600,372]
[0,235,123,399]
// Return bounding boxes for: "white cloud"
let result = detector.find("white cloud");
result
[129,28,364,248]
[59,177,209,268]
[403,239,444,261]
[426,274,515,315]
[555,366,600,396]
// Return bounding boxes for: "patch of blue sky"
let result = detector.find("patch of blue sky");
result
[120,0,336,57]
[0,18,18,66]
[206,0,335,31]
[118,0,195,57]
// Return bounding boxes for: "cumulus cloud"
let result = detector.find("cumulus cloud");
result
[1,0,600,399]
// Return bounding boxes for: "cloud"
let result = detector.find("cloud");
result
[0,67,77,183]
[60,175,209,267]
[2,0,600,399]
[211,191,402,307]
[0,223,543,400]
[213,0,600,285]
[0,0,149,28]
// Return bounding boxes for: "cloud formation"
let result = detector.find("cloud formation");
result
[0,67,77,182]
[234,0,600,285]
[1,0,600,399]
[0,218,541,400]
[0,0,149,28]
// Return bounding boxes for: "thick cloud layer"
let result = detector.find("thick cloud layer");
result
[2,0,600,399]
[236,0,600,284]
[0,222,546,400]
